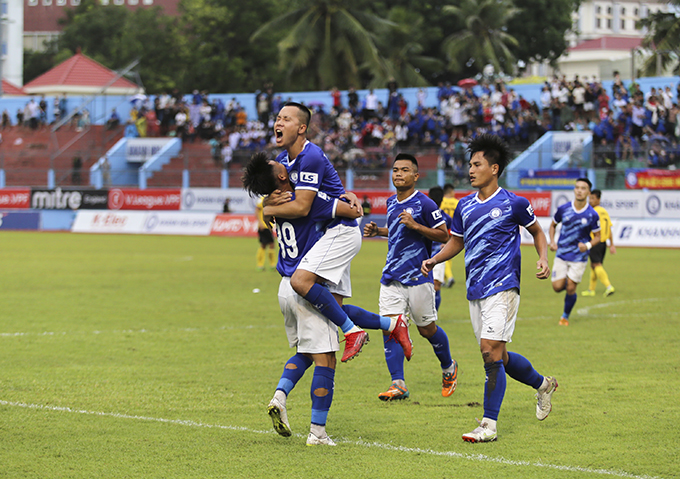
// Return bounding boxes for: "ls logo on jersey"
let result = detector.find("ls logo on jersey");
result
[301,172,319,184]
[526,204,535,217]
[490,207,502,219]
[431,210,442,221]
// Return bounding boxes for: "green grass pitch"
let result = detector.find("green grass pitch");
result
[0,231,678,478]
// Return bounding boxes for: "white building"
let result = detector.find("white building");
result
[2,0,24,88]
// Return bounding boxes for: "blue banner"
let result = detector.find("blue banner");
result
[0,211,40,230]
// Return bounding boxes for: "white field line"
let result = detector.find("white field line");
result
[0,399,662,479]
[575,297,672,316]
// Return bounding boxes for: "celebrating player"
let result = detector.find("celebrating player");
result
[364,154,458,401]
[264,102,369,362]
[422,134,557,443]
[581,189,616,298]
[549,178,601,326]
[243,153,411,445]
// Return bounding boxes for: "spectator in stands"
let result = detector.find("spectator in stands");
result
[71,156,82,185]
[101,156,111,187]
[2,110,10,129]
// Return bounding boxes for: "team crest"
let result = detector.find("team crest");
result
[290,171,299,184]
[581,218,588,225]
[490,207,502,219]
[405,208,414,215]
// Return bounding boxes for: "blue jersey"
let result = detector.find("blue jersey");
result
[276,141,357,229]
[553,202,601,262]
[432,211,453,255]
[275,192,339,277]
[452,188,536,301]
[381,190,446,286]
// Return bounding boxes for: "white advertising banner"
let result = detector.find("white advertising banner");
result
[142,212,216,236]
[641,191,680,219]
[180,188,258,214]
[520,217,554,245]
[72,211,147,234]
[614,219,680,247]
[595,191,645,218]
[126,138,173,163]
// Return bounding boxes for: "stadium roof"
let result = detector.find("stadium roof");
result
[1,79,26,96]
[569,36,643,52]
[23,52,142,96]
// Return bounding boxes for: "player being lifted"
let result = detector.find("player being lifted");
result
[549,178,601,326]
[422,134,557,443]
[243,153,412,445]
[364,154,458,401]
[264,102,377,362]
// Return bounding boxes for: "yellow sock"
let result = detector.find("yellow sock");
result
[268,248,276,267]
[594,265,611,288]
[589,269,597,291]
[444,260,453,282]
[256,247,265,268]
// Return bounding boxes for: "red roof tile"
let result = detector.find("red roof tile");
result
[1,79,26,96]
[569,36,643,52]
[24,52,139,90]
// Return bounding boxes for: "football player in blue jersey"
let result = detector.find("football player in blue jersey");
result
[243,153,411,445]
[549,178,601,326]
[422,134,557,443]
[264,102,370,362]
[364,154,459,401]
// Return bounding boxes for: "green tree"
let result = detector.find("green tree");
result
[506,0,580,65]
[178,0,280,93]
[250,0,392,91]
[441,0,519,76]
[369,6,444,88]
[57,0,186,93]
[637,1,680,76]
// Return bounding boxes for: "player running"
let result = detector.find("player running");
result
[422,134,557,443]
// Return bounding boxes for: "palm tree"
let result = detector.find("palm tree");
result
[637,1,680,76]
[250,0,392,90]
[368,6,443,88]
[441,0,519,76]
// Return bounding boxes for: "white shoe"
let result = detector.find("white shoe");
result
[536,376,558,421]
[462,419,497,443]
[267,397,291,437]
[306,432,336,446]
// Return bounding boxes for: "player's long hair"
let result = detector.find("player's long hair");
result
[467,134,511,177]
[242,152,277,197]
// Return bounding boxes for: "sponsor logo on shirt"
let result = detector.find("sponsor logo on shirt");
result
[432,210,442,220]
[301,171,319,184]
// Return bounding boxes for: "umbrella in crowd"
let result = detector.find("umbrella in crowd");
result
[457,78,478,89]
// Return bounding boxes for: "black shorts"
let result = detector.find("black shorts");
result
[589,242,606,264]
[258,228,274,246]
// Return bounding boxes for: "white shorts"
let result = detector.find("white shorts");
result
[298,224,361,298]
[552,257,588,284]
[278,277,340,354]
[433,262,445,284]
[379,281,437,327]
[469,288,519,344]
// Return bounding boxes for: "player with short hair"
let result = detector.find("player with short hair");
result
[581,189,616,297]
[549,178,601,326]
[264,102,369,362]
[364,153,458,401]
[243,153,412,445]
[255,197,276,270]
[440,183,459,287]
[422,133,557,443]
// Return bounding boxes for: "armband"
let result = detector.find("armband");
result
[585,242,592,250]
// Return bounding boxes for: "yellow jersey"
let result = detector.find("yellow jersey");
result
[592,205,612,242]
[440,196,459,218]
[256,197,268,230]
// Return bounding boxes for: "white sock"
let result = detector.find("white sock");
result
[387,317,397,332]
[538,377,549,392]
[347,325,362,334]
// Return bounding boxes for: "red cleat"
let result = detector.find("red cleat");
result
[389,314,413,361]
[341,330,369,362]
